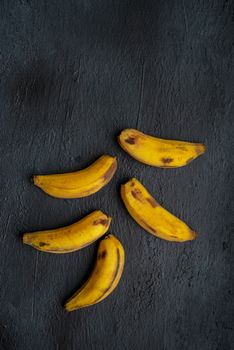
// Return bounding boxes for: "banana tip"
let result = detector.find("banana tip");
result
[22,233,30,245]
[64,304,71,312]
[30,175,35,184]
[191,230,198,240]
[105,233,113,239]
[121,178,137,187]
[197,143,206,155]
[64,303,77,312]
[32,175,39,186]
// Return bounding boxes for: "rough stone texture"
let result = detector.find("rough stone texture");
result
[0,1,233,349]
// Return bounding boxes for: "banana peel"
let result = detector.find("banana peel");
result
[65,234,125,311]
[118,129,205,168]
[23,210,111,253]
[121,178,197,242]
[33,155,117,199]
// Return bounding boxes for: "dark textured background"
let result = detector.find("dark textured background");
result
[0,1,233,349]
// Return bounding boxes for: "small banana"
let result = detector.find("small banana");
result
[121,178,197,242]
[118,129,206,168]
[33,155,117,198]
[23,210,111,253]
[65,234,125,311]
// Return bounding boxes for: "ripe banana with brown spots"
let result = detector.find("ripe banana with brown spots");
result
[118,129,206,168]
[23,210,111,253]
[65,234,125,311]
[33,155,117,199]
[121,178,197,242]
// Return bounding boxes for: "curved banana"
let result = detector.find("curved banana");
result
[23,210,111,253]
[33,155,117,198]
[121,178,197,242]
[118,129,206,168]
[65,234,125,311]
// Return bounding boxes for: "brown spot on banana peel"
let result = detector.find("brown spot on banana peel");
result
[124,137,136,145]
[161,157,173,164]
[98,250,107,259]
[102,159,117,182]
[131,189,142,201]
[39,242,49,247]
[140,220,157,234]
[146,197,158,208]
[93,218,110,226]
[176,146,187,151]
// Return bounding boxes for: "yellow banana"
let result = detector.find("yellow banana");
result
[33,155,117,198]
[121,178,197,242]
[23,210,111,253]
[65,234,125,311]
[118,129,206,168]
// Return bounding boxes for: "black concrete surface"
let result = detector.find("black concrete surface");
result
[0,1,233,349]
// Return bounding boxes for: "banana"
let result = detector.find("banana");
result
[118,129,206,168]
[23,210,111,253]
[65,234,125,311]
[33,155,117,199]
[121,178,197,242]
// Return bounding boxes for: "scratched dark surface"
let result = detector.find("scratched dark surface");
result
[0,1,233,349]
